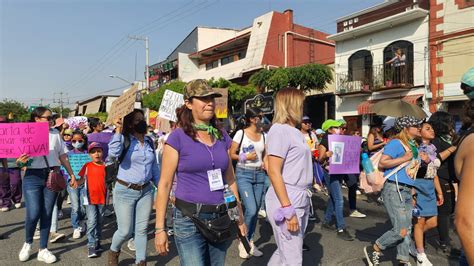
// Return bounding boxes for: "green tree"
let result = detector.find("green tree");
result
[50,106,73,118]
[208,77,231,88]
[228,83,257,112]
[84,112,108,122]
[249,68,272,91]
[266,68,290,91]
[0,99,29,121]
[142,81,186,111]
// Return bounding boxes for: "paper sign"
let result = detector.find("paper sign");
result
[63,153,91,177]
[87,132,113,159]
[158,90,184,122]
[328,135,362,174]
[106,84,139,125]
[0,122,49,158]
[215,88,228,119]
[65,116,88,130]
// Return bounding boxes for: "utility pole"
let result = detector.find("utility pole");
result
[128,35,149,93]
[53,92,69,118]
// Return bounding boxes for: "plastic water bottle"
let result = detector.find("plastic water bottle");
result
[361,153,374,174]
[412,207,421,217]
[223,184,240,222]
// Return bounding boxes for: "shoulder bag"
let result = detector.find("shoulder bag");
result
[43,156,67,192]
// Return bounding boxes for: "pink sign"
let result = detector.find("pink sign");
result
[328,135,362,174]
[0,122,49,158]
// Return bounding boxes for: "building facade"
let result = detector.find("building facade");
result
[328,0,430,136]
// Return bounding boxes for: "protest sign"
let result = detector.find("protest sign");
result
[62,153,91,177]
[65,116,88,130]
[328,135,361,174]
[0,122,49,158]
[106,84,139,125]
[158,90,184,122]
[214,88,228,119]
[87,132,113,159]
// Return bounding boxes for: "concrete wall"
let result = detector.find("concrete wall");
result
[439,35,474,85]
[437,0,474,34]
[196,27,241,51]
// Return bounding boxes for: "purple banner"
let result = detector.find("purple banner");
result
[87,132,113,159]
[328,135,361,174]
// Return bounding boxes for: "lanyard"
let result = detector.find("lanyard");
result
[198,136,216,169]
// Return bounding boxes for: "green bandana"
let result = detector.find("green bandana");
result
[408,139,418,159]
[193,123,221,140]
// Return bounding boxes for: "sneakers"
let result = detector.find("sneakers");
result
[364,245,381,266]
[258,209,267,218]
[95,242,104,252]
[337,229,355,241]
[14,202,22,209]
[1,206,9,212]
[49,232,65,243]
[18,242,32,262]
[320,222,335,232]
[127,238,136,251]
[250,241,263,257]
[416,253,433,266]
[349,210,367,218]
[33,229,41,240]
[72,228,82,239]
[238,242,250,259]
[88,246,98,258]
[37,248,57,264]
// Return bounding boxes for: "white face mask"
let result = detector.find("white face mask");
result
[72,142,84,149]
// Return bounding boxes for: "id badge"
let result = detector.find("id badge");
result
[207,168,224,191]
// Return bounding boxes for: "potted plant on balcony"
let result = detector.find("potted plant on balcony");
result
[337,75,348,94]
[384,68,394,87]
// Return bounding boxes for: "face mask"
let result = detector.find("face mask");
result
[256,121,264,129]
[333,128,341,135]
[72,142,84,149]
[134,120,148,134]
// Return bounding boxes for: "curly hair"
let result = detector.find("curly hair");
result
[176,100,221,141]
[428,111,455,137]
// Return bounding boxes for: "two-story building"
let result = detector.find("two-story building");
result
[328,0,430,135]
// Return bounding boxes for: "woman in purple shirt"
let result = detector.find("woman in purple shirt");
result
[154,79,246,266]
[266,88,313,265]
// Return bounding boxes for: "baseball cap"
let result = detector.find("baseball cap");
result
[88,142,103,153]
[394,116,423,131]
[302,116,311,121]
[315,129,325,135]
[382,117,396,132]
[63,129,73,135]
[336,119,347,125]
[183,79,222,100]
[321,119,344,132]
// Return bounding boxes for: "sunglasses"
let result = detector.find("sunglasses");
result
[302,121,312,124]
[72,140,84,143]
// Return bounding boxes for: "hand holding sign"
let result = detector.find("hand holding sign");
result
[0,122,49,158]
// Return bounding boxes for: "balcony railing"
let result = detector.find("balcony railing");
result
[336,63,414,95]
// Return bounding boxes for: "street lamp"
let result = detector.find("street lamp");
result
[108,75,134,85]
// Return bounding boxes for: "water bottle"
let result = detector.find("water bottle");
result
[223,184,240,222]
[361,153,376,183]
[412,207,421,217]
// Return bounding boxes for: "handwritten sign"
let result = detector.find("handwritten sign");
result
[0,122,49,158]
[65,116,88,130]
[328,135,361,174]
[62,153,91,178]
[106,84,139,125]
[158,90,184,122]
[215,88,228,119]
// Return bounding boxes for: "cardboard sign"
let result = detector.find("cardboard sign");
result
[0,122,49,158]
[328,135,361,174]
[62,153,91,178]
[158,90,184,122]
[106,84,139,125]
[215,88,228,119]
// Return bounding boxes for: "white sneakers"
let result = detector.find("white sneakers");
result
[72,228,82,239]
[416,253,433,266]
[37,248,57,264]
[238,241,263,259]
[349,210,367,218]
[19,243,32,262]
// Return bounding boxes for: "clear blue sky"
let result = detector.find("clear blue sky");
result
[0,0,381,108]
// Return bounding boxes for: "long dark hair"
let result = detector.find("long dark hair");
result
[72,130,88,151]
[30,106,51,122]
[176,100,221,141]
[88,117,101,132]
[428,111,455,137]
[122,109,144,138]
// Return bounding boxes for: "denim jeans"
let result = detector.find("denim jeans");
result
[86,204,105,248]
[0,168,22,208]
[324,173,346,230]
[260,174,271,212]
[23,169,58,249]
[236,167,266,240]
[376,181,413,262]
[67,184,85,229]
[173,208,232,266]
[50,204,58,232]
[110,182,153,263]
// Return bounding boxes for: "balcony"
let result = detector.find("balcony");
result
[336,72,372,96]
[372,62,414,92]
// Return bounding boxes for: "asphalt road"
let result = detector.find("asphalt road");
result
[0,190,460,265]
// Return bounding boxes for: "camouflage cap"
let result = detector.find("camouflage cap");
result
[183,79,222,100]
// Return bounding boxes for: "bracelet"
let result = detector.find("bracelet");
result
[281,204,292,208]
[154,229,166,235]
[155,227,165,231]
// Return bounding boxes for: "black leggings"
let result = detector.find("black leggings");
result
[437,178,456,245]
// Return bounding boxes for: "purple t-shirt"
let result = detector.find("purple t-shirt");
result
[166,128,232,205]
[267,123,313,189]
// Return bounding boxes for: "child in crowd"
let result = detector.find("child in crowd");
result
[411,122,444,265]
[78,142,107,258]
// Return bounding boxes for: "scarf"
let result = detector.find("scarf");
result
[408,139,418,159]
[193,123,221,140]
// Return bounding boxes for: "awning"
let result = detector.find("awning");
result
[357,94,423,115]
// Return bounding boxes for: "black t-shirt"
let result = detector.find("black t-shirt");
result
[320,134,329,150]
[432,137,456,182]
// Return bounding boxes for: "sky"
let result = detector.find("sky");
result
[0,0,382,108]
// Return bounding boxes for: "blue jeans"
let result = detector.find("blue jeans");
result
[376,181,413,262]
[23,169,58,249]
[86,204,105,248]
[110,182,153,263]
[174,208,232,266]
[236,167,266,240]
[260,174,271,212]
[324,173,346,230]
[67,184,85,229]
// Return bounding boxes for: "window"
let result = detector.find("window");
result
[354,17,358,23]
[343,21,348,26]
[238,50,246,60]
[383,40,414,85]
[206,60,218,70]
[348,50,373,83]
[221,55,234,66]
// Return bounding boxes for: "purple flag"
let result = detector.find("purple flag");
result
[328,135,362,174]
